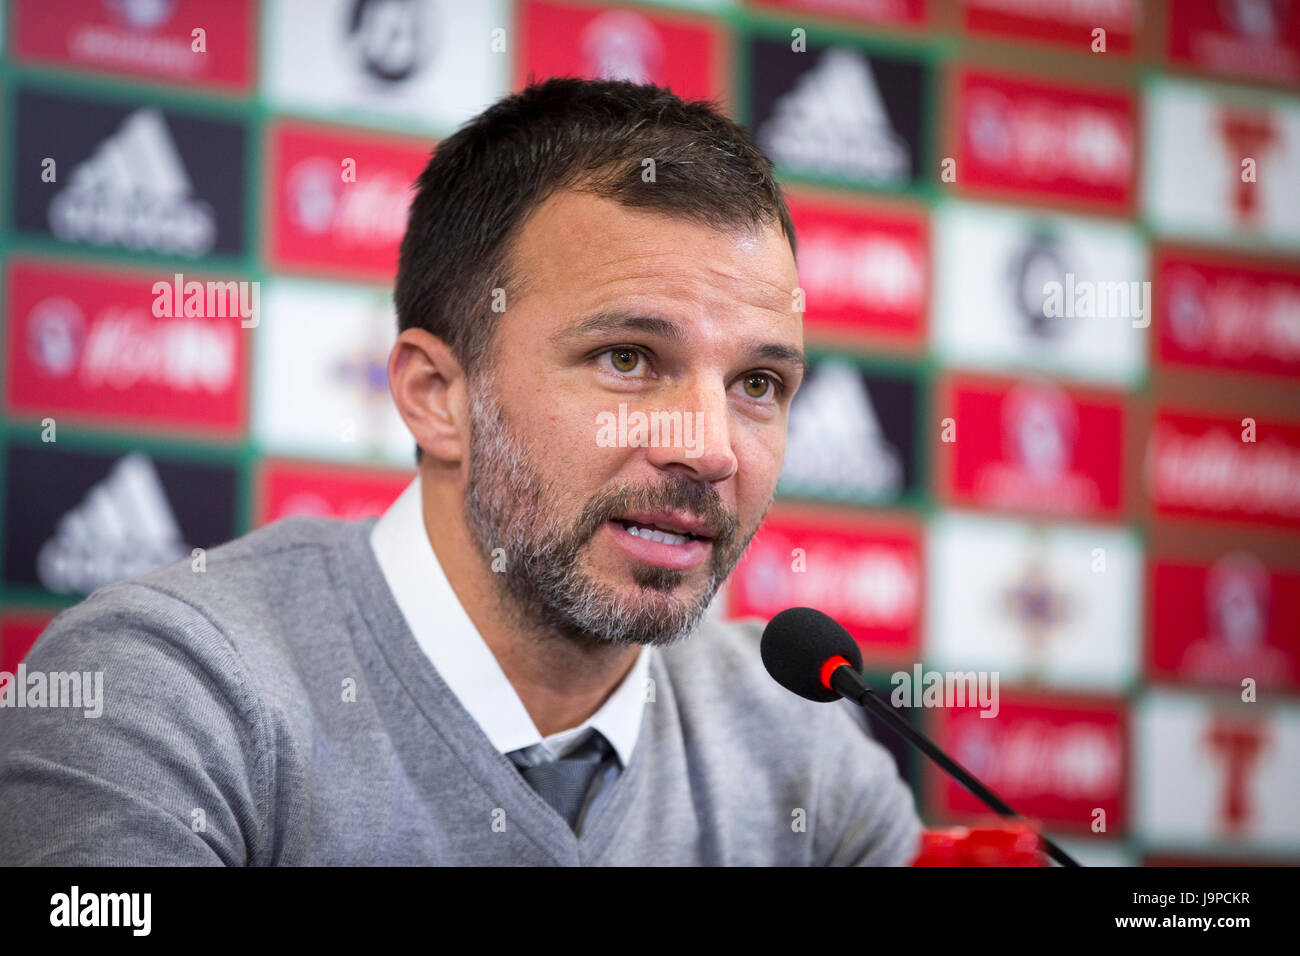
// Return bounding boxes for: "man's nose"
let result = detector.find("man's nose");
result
[641,382,738,483]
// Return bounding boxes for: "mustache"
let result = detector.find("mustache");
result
[573,474,738,550]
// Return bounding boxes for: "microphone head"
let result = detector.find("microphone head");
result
[761,607,864,703]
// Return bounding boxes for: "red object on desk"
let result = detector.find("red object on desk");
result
[911,824,1050,866]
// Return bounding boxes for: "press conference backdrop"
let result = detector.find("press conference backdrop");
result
[1,0,1298,866]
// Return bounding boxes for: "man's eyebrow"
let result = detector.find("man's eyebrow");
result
[556,311,809,378]
[555,311,685,344]
[754,343,811,381]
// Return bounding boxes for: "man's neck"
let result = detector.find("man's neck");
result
[419,469,639,738]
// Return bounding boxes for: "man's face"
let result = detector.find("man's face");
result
[462,189,803,648]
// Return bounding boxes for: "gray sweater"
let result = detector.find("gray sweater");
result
[0,517,922,865]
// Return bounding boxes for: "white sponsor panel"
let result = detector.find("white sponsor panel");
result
[1144,77,1300,248]
[934,202,1148,386]
[254,280,411,465]
[1136,690,1300,853]
[263,0,508,133]
[926,512,1141,690]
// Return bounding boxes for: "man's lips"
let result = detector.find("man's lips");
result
[602,518,713,571]
[611,511,715,540]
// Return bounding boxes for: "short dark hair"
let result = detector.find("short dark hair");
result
[394,76,796,389]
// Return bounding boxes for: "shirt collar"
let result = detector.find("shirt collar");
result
[369,476,649,767]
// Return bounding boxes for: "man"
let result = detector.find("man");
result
[0,78,921,865]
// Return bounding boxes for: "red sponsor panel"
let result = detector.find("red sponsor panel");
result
[786,193,928,349]
[266,122,428,282]
[745,0,927,27]
[962,0,1137,53]
[1155,246,1300,380]
[939,376,1126,519]
[518,0,723,102]
[4,258,248,437]
[257,460,412,525]
[953,68,1137,213]
[1149,556,1300,693]
[12,0,255,92]
[1,614,53,674]
[1146,410,1300,529]
[929,690,1128,833]
[727,506,922,663]
[1167,0,1300,85]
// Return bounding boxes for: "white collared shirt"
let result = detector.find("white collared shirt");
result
[369,477,651,776]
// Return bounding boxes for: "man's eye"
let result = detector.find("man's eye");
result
[608,348,641,373]
[743,373,773,399]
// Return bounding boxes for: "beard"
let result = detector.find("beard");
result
[463,379,765,648]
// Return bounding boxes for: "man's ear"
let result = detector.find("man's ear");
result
[387,328,468,465]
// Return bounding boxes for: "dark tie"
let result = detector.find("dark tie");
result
[509,731,613,832]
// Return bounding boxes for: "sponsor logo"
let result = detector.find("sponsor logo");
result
[963,0,1139,51]
[580,9,664,83]
[761,49,907,183]
[13,89,248,258]
[728,508,922,659]
[1137,691,1300,848]
[933,203,1149,385]
[263,0,507,133]
[254,281,412,465]
[12,0,254,90]
[933,692,1127,830]
[1011,229,1074,340]
[257,460,411,524]
[50,108,215,256]
[941,376,1125,518]
[2,442,238,595]
[1144,78,1300,245]
[927,513,1141,689]
[35,453,190,594]
[1167,0,1300,85]
[345,0,429,83]
[1157,247,1300,377]
[520,0,718,99]
[1151,554,1300,691]
[269,123,426,280]
[956,69,1136,210]
[4,260,246,433]
[1219,107,1280,223]
[749,37,926,188]
[787,194,927,345]
[1146,410,1300,527]
[779,358,918,502]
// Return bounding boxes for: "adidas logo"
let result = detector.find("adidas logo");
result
[36,453,190,594]
[780,359,904,498]
[48,108,217,257]
[758,48,910,184]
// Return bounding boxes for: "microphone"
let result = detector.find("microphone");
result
[761,607,1082,868]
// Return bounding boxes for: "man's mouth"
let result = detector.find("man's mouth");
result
[611,512,713,544]
[603,512,716,570]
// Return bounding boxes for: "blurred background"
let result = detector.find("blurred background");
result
[0,0,1297,865]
